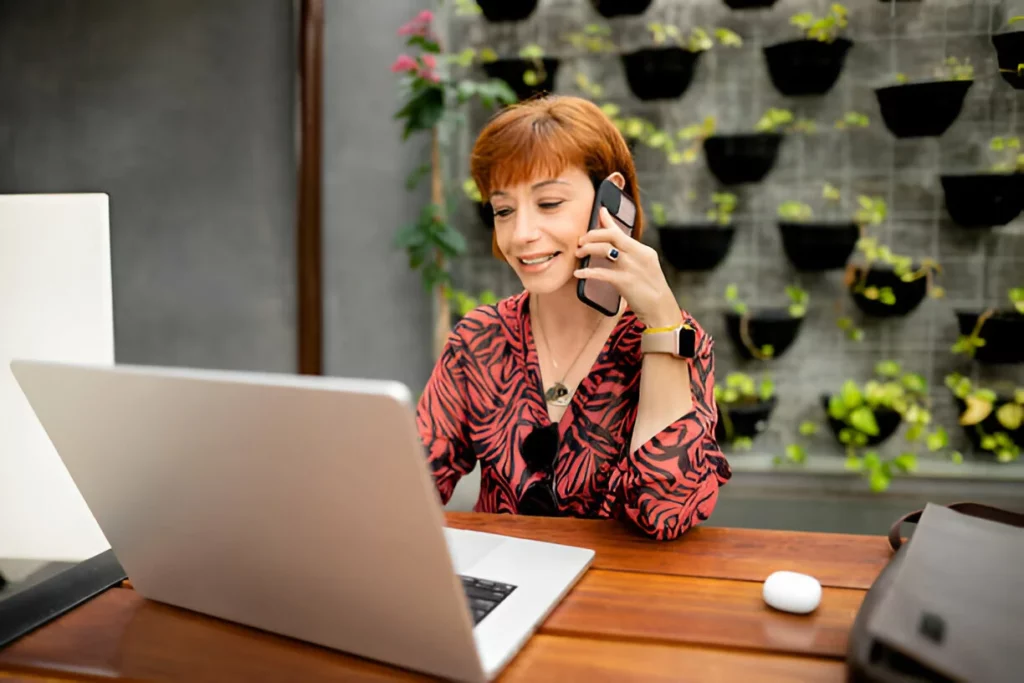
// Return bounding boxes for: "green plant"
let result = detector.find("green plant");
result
[989,136,1024,173]
[453,0,481,15]
[462,178,482,202]
[564,23,617,54]
[598,104,699,166]
[834,111,870,130]
[707,192,737,226]
[849,236,944,305]
[650,202,668,227]
[829,361,957,492]
[391,8,517,357]
[725,284,809,319]
[790,4,848,43]
[449,288,499,317]
[952,288,1024,358]
[676,116,718,163]
[647,23,743,51]
[518,44,547,86]
[777,201,813,222]
[574,72,605,99]
[935,56,974,81]
[754,108,816,134]
[714,372,775,450]
[946,373,1022,463]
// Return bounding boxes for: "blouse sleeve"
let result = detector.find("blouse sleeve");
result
[610,328,732,541]
[415,329,477,505]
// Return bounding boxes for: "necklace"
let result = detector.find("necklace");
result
[532,297,606,407]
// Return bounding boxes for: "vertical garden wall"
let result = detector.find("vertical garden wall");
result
[393,0,1024,492]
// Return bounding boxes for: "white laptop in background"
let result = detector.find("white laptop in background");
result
[9,360,594,683]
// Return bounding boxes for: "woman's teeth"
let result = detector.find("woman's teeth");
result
[520,253,558,265]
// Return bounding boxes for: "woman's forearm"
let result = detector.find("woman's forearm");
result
[630,352,695,453]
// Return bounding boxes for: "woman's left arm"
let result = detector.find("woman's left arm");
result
[622,327,731,541]
[575,207,731,541]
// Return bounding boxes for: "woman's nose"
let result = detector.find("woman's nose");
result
[510,207,540,244]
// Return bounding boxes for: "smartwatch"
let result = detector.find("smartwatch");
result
[641,323,697,359]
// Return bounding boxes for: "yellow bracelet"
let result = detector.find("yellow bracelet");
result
[643,322,690,335]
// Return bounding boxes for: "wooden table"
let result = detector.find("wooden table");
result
[0,513,893,682]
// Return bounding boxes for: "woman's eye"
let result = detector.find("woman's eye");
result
[493,207,514,218]
[539,201,564,210]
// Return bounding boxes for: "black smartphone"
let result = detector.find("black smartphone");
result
[577,178,637,316]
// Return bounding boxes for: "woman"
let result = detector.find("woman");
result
[416,95,729,541]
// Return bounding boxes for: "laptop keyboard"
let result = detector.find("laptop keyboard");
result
[460,575,517,625]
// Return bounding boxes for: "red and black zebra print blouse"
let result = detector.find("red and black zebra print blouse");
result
[415,290,731,541]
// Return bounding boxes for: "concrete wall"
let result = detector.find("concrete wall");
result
[0,0,298,372]
[322,0,435,388]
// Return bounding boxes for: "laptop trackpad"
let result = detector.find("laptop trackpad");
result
[443,528,504,574]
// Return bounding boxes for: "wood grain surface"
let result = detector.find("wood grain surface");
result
[541,570,864,659]
[446,513,893,590]
[0,514,884,682]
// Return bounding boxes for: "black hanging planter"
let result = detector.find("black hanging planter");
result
[621,48,702,101]
[703,133,783,185]
[992,32,1024,90]
[940,174,1023,228]
[715,397,778,444]
[724,309,805,360]
[723,0,779,7]
[476,0,539,22]
[477,201,494,229]
[483,58,560,102]
[954,396,1024,453]
[657,224,737,271]
[821,395,903,448]
[589,0,654,18]
[955,309,1024,364]
[763,38,853,96]
[848,264,932,318]
[778,222,859,272]
[875,80,973,138]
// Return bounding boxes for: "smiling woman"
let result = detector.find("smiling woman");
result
[415,95,730,541]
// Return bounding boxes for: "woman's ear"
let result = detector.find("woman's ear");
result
[605,172,626,191]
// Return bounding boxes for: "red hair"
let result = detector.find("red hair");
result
[469,95,645,259]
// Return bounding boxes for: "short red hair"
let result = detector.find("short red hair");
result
[469,95,645,259]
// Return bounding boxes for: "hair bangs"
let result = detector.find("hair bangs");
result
[472,113,589,200]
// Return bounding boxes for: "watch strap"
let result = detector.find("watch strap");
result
[641,324,697,358]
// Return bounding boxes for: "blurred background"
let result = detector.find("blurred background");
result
[1,0,1023,575]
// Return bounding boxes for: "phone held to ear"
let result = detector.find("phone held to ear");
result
[577,178,637,317]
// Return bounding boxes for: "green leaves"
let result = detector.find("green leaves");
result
[849,407,879,436]
[708,192,737,226]
[799,421,818,436]
[456,79,517,108]
[755,107,794,133]
[1010,287,1024,313]
[854,195,887,227]
[834,111,869,130]
[926,427,948,452]
[650,202,667,227]
[395,204,467,293]
[724,284,747,315]
[394,84,445,140]
[786,285,809,318]
[777,200,813,222]
[791,4,848,43]
[997,403,1024,431]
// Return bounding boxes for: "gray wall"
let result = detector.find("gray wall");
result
[322,1,436,387]
[446,0,1024,463]
[0,0,298,372]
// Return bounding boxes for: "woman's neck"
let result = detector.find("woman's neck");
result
[531,281,619,349]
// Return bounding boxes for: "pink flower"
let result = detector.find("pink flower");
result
[423,70,441,83]
[390,54,418,73]
[421,54,437,69]
[397,8,434,37]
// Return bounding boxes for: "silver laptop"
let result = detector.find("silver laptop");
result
[10,359,594,682]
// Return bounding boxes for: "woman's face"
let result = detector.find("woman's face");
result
[490,166,623,295]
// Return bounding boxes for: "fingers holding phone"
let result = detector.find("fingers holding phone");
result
[574,207,681,330]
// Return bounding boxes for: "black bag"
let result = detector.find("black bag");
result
[847,502,1024,682]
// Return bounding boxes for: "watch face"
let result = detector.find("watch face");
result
[678,326,697,357]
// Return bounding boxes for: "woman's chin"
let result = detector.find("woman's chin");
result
[514,264,574,294]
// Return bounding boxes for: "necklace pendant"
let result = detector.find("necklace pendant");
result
[545,382,572,407]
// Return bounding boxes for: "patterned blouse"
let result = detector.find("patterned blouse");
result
[415,291,731,541]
